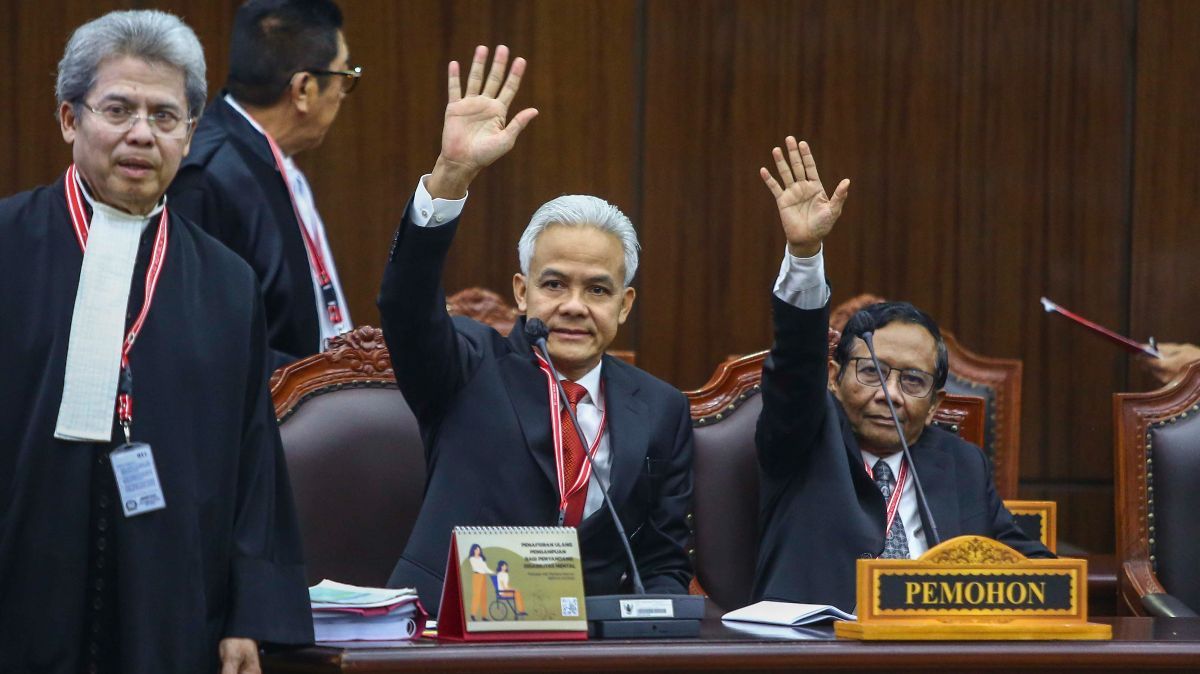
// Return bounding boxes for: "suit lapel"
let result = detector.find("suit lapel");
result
[497,321,558,489]
[589,358,650,518]
[911,429,958,544]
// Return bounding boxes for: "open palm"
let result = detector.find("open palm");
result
[439,45,538,174]
[760,137,849,256]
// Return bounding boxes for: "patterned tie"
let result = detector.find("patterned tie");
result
[873,459,911,559]
[560,381,590,527]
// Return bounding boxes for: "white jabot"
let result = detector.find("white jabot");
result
[225,95,352,348]
[54,178,161,442]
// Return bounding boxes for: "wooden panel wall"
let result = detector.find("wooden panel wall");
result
[4,0,1198,554]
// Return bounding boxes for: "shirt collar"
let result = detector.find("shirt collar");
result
[558,360,604,408]
[861,448,904,475]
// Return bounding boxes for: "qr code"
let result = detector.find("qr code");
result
[560,596,580,617]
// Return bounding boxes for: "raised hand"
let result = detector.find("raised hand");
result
[1142,342,1200,386]
[428,45,539,199]
[760,137,850,258]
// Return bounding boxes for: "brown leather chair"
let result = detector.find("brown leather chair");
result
[1114,361,1200,617]
[446,286,637,366]
[684,350,987,611]
[270,326,423,587]
[830,294,1023,499]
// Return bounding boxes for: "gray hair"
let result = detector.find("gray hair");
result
[56,10,207,117]
[518,195,641,286]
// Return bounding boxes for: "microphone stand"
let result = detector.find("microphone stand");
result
[526,321,702,638]
[861,331,942,548]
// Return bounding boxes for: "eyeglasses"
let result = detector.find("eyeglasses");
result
[304,65,363,93]
[81,101,193,138]
[848,357,936,398]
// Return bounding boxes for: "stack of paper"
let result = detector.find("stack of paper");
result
[309,579,427,642]
[722,600,855,628]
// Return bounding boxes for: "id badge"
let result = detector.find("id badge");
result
[109,442,166,517]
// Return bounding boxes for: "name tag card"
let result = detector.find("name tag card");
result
[834,536,1111,641]
[437,526,588,642]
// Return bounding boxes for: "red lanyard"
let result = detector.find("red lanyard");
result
[864,456,909,538]
[534,352,607,515]
[65,164,170,441]
[259,131,344,325]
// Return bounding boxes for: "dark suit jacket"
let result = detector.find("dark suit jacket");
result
[754,296,1051,611]
[169,94,319,369]
[378,209,694,613]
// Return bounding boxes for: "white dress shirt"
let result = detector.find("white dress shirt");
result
[775,247,926,557]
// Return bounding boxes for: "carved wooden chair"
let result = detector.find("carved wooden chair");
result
[270,327,422,587]
[830,294,1023,499]
[1114,361,1200,617]
[684,349,988,611]
[446,286,637,365]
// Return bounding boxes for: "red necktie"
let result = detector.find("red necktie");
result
[560,381,590,527]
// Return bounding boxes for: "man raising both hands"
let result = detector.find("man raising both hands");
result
[752,137,1050,612]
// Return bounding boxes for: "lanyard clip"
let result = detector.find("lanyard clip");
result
[121,419,132,445]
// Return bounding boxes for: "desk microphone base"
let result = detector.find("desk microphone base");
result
[586,594,704,639]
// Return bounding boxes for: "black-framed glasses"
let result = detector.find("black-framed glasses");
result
[81,101,194,138]
[848,357,936,398]
[304,65,362,93]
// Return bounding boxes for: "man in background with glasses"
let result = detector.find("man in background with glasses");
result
[0,9,311,673]
[171,0,360,368]
[751,136,1050,613]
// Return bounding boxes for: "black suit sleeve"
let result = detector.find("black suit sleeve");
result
[377,203,479,431]
[632,392,695,594]
[756,295,834,474]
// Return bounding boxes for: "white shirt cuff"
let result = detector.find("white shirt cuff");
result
[408,174,467,227]
[773,245,831,309]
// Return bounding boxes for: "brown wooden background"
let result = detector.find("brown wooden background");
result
[4,0,1200,554]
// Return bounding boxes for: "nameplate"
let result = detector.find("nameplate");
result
[834,536,1110,640]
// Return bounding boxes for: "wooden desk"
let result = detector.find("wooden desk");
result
[264,615,1200,673]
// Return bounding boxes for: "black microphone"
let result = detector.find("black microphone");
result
[523,318,646,594]
[859,328,942,549]
[523,318,702,638]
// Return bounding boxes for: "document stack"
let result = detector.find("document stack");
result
[309,579,427,642]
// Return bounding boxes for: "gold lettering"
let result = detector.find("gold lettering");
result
[1005,582,1028,605]
[905,582,921,605]
[921,581,939,604]
[938,581,962,605]
[1028,582,1046,605]
[986,581,1004,604]
[963,582,984,605]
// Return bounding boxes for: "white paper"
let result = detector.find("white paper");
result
[722,600,855,626]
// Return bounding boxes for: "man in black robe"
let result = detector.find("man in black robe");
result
[170,0,357,368]
[0,10,311,673]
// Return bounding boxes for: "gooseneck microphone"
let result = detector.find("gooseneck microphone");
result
[523,318,646,594]
[859,328,942,549]
[523,318,702,638]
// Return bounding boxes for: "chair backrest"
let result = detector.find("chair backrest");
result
[270,326,424,587]
[830,294,1023,499]
[446,286,637,365]
[684,349,987,611]
[1114,362,1200,615]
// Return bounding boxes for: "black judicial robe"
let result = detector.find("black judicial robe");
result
[170,95,322,370]
[0,177,313,673]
